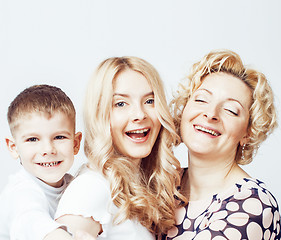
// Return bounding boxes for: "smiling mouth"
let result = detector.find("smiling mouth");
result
[194,125,221,136]
[126,128,150,140]
[37,161,62,167]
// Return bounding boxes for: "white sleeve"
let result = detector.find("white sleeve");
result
[55,171,112,225]
[10,185,62,240]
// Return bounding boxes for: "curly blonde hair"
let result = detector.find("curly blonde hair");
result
[83,56,186,234]
[171,49,277,165]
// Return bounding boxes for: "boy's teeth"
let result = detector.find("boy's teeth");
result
[195,126,220,136]
[40,162,59,167]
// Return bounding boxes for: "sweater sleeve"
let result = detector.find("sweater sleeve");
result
[55,170,112,225]
[9,184,62,240]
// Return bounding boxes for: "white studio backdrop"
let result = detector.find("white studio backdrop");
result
[0,0,280,204]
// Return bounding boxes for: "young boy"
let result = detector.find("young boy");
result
[0,84,82,240]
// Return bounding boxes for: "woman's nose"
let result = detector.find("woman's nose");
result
[131,104,147,122]
[203,104,219,121]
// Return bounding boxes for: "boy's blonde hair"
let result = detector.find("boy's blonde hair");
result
[171,49,277,164]
[84,56,186,234]
[8,84,76,135]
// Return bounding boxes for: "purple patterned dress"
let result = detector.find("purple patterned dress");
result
[164,178,280,240]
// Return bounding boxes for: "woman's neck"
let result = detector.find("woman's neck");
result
[184,153,249,201]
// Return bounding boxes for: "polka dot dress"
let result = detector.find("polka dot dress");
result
[165,178,281,240]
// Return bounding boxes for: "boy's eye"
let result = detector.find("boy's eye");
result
[55,135,67,140]
[145,98,154,105]
[26,137,38,142]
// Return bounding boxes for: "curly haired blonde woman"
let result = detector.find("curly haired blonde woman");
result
[54,56,186,239]
[165,49,280,239]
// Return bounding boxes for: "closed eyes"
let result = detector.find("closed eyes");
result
[194,99,239,116]
[195,99,207,103]
[225,108,238,116]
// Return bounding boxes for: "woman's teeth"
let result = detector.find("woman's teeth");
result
[126,128,149,138]
[127,128,149,134]
[195,125,220,136]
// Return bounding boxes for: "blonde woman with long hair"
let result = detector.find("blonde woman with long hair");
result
[55,56,186,239]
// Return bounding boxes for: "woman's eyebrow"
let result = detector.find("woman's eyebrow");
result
[113,91,154,97]
[226,98,245,109]
[113,93,129,97]
[144,91,154,97]
[195,88,212,94]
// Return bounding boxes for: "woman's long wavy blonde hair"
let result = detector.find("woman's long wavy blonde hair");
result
[171,49,277,165]
[84,56,186,234]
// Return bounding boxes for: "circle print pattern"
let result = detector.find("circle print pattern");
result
[164,178,281,240]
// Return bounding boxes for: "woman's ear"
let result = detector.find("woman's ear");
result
[239,134,249,147]
[73,132,82,155]
[5,137,19,159]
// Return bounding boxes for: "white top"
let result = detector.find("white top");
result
[0,167,72,240]
[55,166,155,240]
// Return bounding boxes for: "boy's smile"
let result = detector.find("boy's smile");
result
[37,161,62,167]
[6,112,82,187]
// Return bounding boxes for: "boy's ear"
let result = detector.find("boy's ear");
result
[73,132,82,155]
[5,137,19,159]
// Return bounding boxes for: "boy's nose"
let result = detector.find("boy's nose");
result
[41,141,56,156]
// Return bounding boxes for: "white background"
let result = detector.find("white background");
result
[0,0,280,204]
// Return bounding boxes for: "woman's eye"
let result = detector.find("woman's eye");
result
[26,137,38,142]
[55,135,66,140]
[114,101,126,107]
[225,108,238,116]
[145,98,154,105]
[195,99,207,103]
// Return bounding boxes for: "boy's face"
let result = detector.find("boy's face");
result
[6,112,82,187]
